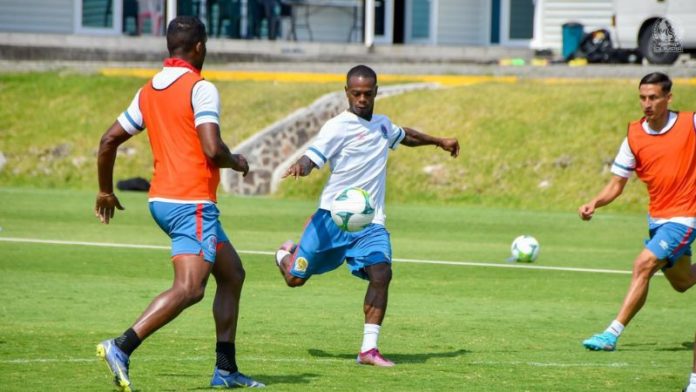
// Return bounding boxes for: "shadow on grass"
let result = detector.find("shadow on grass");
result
[655,341,694,352]
[184,373,320,390]
[307,348,469,364]
[620,341,693,352]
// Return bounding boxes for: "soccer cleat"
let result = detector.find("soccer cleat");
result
[275,240,297,266]
[96,339,132,392]
[279,240,297,254]
[210,367,265,388]
[356,348,395,367]
[582,331,618,351]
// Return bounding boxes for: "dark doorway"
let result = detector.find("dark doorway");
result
[393,0,405,44]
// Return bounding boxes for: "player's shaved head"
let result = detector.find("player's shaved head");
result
[166,16,207,55]
[347,65,377,86]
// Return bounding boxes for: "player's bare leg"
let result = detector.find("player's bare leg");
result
[97,255,212,391]
[663,255,696,292]
[131,254,212,339]
[583,248,665,351]
[357,263,394,367]
[614,248,666,326]
[363,263,391,325]
[686,332,696,392]
[209,242,264,388]
[212,242,244,342]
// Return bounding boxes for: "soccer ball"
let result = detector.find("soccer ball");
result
[510,235,540,262]
[330,187,375,232]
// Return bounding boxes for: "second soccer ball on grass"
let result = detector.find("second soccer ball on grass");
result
[330,187,375,232]
[511,235,540,262]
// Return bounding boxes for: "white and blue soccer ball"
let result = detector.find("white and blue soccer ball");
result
[330,187,375,232]
[510,235,540,263]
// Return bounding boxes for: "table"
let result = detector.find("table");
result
[281,0,362,42]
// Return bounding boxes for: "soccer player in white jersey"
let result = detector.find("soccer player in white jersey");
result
[274,65,460,367]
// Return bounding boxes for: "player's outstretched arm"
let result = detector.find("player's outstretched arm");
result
[578,175,628,221]
[197,123,249,176]
[401,127,460,157]
[283,156,317,179]
[96,121,131,224]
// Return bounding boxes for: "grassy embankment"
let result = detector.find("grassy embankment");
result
[3,72,695,212]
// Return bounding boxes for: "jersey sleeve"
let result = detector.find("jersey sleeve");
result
[611,138,635,178]
[305,120,345,169]
[388,120,406,150]
[116,89,145,135]
[192,80,220,127]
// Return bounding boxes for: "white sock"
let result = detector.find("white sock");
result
[605,320,624,337]
[686,373,696,392]
[360,324,380,353]
[275,250,290,266]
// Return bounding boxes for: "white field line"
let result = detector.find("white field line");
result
[469,360,632,368]
[0,236,638,275]
[0,356,344,364]
[0,356,636,369]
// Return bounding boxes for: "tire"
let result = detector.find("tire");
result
[639,20,680,65]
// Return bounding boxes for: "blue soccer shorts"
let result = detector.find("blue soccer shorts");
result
[149,201,229,263]
[288,209,392,280]
[645,221,695,268]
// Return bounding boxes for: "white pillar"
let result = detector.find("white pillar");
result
[530,0,544,49]
[166,0,177,26]
[241,0,248,38]
[364,0,375,47]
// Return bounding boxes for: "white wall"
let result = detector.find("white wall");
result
[534,0,613,49]
[436,0,490,45]
[0,0,74,34]
[287,3,362,43]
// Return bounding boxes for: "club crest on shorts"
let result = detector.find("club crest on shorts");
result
[293,257,308,272]
[206,236,218,254]
[659,240,669,250]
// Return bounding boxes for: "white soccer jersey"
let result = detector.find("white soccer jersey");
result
[304,111,406,226]
[116,67,220,135]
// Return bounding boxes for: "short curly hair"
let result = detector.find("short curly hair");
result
[166,16,207,55]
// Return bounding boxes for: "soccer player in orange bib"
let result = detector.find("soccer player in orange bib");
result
[579,73,696,364]
[94,16,263,391]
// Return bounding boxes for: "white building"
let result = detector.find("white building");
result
[0,0,614,52]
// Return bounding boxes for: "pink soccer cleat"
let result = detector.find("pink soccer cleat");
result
[356,348,395,367]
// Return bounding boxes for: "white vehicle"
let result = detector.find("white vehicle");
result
[613,0,696,64]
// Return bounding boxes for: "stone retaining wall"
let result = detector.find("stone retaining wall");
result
[221,83,439,195]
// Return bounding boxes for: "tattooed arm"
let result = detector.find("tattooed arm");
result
[283,156,318,179]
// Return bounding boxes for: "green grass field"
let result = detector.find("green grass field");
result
[1,187,694,391]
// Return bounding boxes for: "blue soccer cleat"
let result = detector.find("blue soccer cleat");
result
[211,367,265,388]
[582,332,618,351]
[96,339,132,392]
